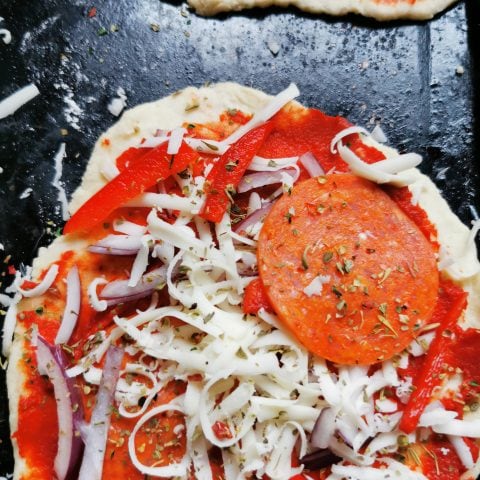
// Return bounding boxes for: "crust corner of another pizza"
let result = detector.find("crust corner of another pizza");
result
[187,0,459,21]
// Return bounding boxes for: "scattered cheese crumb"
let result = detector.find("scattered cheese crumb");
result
[303,275,331,297]
[19,188,33,199]
[360,60,369,70]
[0,17,12,45]
[51,143,70,221]
[108,87,127,116]
[0,84,40,119]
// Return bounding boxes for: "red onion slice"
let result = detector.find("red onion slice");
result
[238,169,297,193]
[299,152,325,177]
[100,267,166,307]
[300,449,341,471]
[78,345,124,480]
[311,407,336,450]
[233,203,273,235]
[55,265,81,345]
[36,336,84,480]
[88,234,143,256]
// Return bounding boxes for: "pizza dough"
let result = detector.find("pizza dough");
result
[187,0,458,20]
[6,83,480,479]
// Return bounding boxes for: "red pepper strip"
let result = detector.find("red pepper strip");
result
[200,123,273,223]
[64,142,198,234]
[399,288,468,434]
[115,146,151,171]
[243,278,273,314]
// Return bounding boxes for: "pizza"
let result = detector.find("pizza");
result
[187,0,458,21]
[3,83,480,480]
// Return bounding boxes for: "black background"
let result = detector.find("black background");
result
[0,0,479,475]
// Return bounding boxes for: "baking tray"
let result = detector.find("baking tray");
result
[0,0,478,474]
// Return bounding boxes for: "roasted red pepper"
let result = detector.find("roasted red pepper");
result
[200,123,273,223]
[115,146,152,171]
[399,281,468,433]
[243,278,273,315]
[64,142,198,234]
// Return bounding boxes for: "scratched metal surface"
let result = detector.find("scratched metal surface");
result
[0,0,478,474]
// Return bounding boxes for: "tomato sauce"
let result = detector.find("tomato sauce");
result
[12,105,476,479]
[447,328,480,408]
[421,435,468,480]
[385,186,439,249]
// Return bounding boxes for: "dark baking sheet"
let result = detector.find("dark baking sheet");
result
[0,0,479,474]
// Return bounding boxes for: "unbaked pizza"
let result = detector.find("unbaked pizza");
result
[3,83,480,480]
[187,0,458,21]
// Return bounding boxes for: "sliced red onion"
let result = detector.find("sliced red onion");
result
[36,336,84,480]
[78,345,124,480]
[299,152,324,177]
[311,407,336,450]
[55,266,81,345]
[268,165,301,200]
[300,449,342,471]
[248,192,262,212]
[100,267,166,307]
[233,203,273,235]
[88,234,143,256]
[238,171,282,193]
[238,169,298,194]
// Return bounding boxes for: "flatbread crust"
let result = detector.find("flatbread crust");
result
[7,82,480,479]
[187,0,458,20]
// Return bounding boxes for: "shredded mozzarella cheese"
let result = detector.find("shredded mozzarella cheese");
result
[0,83,39,119]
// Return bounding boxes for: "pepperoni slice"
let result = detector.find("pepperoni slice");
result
[257,174,439,365]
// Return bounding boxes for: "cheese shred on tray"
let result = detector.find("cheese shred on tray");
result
[4,83,480,480]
